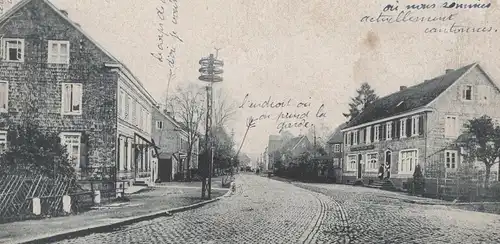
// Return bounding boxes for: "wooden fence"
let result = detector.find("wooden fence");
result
[0,175,94,223]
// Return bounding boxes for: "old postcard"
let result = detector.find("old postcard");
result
[0,0,499,243]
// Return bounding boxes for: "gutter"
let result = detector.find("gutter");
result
[341,108,433,132]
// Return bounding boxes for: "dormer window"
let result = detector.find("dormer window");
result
[3,38,24,62]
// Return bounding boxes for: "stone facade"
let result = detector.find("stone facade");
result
[341,64,500,188]
[0,0,157,187]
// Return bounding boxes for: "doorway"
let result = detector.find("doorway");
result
[385,150,392,179]
[158,158,172,182]
[357,154,362,179]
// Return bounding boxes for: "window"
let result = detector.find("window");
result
[445,150,458,169]
[462,85,472,101]
[334,144,341,152]
[366,126,372,144]
[132,100,137,125]
[445,116,458,138]
[346,132,351,145]
[386,122,392,140]
[347,155,357,171]
[374,125,380,142]
[3,38,24,62]
[60,132,81,168]
[0,80,8,112]
[400,119,406,138]
[119,91,124,118]
[0,130,7,154]
[48,40,70,64]
[333,158,340,167]
[399,149,418,174]
[156,121,164,129]
[61,83,82,115]
[366,153,378,172]
[124,95,130,120]
[353,130,358,145]
[411,116,419,136]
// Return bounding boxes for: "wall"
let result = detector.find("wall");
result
[0,0,118,168]
[426,66,500,179]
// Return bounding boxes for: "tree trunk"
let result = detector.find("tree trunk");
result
[186,145,192,181]
[485,165,491,189]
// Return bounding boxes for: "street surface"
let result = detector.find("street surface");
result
[56,174,500,244]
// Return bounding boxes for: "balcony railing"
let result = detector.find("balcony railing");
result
[79,166,116,182]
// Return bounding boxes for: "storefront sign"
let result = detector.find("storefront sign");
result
[350,144,375,152]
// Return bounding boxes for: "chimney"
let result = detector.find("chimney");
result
[445,69,454,74]
[400,86,407,91]
[60,10,69,17]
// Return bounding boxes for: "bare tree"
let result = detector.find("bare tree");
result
[212,87,238,127]
[165,83,205,180]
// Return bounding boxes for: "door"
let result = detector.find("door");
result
[357,154,362,179]
[158,158,172,182]
[385,151,392,179]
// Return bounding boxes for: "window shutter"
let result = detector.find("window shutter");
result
[79,143,87,168]
[381,125,385,141]
[395,120,400,138]
[370,126,374,142]
[360,129,365,144]
[458,84,463,100]
[63,84,71,113]
[0,82,6,109]
[406,118,411,137]
[72,83,82,112]
[391,121,396,139]
[419,115,424,135]
[356,131,360,144]
[350,132,353,145]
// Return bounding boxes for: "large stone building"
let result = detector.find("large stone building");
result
[341,63,500,188]
[0,0,156,187]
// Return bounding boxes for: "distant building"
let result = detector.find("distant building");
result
[341,63,500,188]
[326,123,347,183]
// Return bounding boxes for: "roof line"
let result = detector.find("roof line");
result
[42,0,120,63]
[424,63,478,109]
[291,136,305,151]
[341,107,433,132]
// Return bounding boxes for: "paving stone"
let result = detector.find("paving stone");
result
[54,176,500,244]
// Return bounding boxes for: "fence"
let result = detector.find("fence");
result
[0,175,96,223]
[409,177,500,202]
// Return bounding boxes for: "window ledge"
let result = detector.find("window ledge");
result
[62,112,82,116]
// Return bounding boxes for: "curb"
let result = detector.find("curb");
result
[15,188,233,244]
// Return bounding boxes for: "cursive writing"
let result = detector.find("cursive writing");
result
[360,11,458,23]
[425,23,497,33]
[151,0,183,68]
[239,94,293,109]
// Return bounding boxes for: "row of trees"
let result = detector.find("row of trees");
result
[165,84,239,178]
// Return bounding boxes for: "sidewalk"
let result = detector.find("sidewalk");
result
[0,182,229,244]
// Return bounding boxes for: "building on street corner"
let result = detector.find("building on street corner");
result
[152,109,199,182]
[341,63,500,189]
[326,123,347,183]
[0,0,157,189]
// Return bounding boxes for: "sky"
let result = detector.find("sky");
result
[5,0,500,160]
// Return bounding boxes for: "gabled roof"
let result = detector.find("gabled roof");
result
[281,135,307,152]
[0,0,158,106]
[346,63,477,128]
[327,123,347,144]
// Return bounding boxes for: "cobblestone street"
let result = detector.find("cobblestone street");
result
[55,175,500,244]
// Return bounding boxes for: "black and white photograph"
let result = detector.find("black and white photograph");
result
[0,0,499,243]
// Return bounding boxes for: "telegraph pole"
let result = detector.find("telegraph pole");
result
[198,51,223,199]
